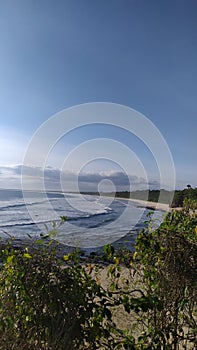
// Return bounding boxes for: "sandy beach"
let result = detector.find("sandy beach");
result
[117,197,180,212]
[128,198,170,211]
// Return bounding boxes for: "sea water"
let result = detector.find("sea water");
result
[0,189,164,250]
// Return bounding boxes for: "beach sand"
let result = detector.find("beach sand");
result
[129,198,170,211]
[89,263,193,350]
[117,197,181,212]
[90,264,139,331]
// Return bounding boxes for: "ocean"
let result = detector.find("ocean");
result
[0,189,164,252]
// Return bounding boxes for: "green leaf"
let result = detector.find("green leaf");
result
[35,239,44,245]
[6,255,14,263]
[63,254,70,261]
[60,216,67,223]
[23,253,32,259]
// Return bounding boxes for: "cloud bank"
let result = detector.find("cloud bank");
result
[0,164,160,192]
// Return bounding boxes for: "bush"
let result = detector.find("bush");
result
[100,199,197,349]
[0,242,119,350]
[133,199,197,349]
[171,188,197,207]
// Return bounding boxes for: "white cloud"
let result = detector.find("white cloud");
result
[0,165,153,191]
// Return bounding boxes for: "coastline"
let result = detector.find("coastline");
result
[0,192,181,260]
[116,197,181,212]
[128,198,170,211]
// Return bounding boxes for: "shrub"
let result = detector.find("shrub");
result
[0,242,120,349]
[133,199,197,349]
[100,199,197,349]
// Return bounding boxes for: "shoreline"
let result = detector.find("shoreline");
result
[116,197,181,212]
[0,193,181,259]
[79,192,181,212]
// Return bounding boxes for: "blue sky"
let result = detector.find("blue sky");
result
[0,0,197,191]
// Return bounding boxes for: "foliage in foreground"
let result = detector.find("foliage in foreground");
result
[0,242,122,350]
[132,199,197,349]
[0,199,196,349]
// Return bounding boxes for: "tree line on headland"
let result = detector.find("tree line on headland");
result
[114,186,197,208]
[81,186,197,208]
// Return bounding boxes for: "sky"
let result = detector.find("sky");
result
[0,0,197,192]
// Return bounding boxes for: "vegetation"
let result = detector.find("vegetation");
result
[132,199,197,348]
[115,189,171,203]
[81,189,170,202]
[0,240,119,350]
[81,187,197,207]
[171,187,197,207]
[0,199,196,349]
[115,188,197,208]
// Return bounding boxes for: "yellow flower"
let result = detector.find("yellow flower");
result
[195,226,197,234]
[114,256,120,264]
[133,251,137,260]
